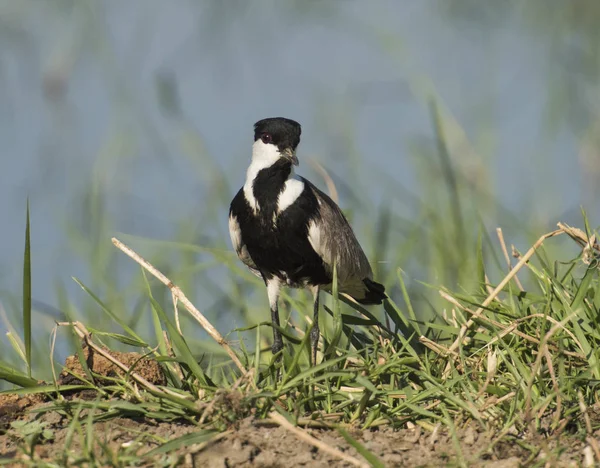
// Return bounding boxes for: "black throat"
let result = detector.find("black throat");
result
[252,158,292,215]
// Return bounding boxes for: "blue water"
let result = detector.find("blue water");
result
[0,1,594,350]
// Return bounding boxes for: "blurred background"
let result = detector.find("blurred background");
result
[1,0,599,375]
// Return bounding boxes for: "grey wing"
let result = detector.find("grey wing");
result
[228,213,262,278]
[303,179,373,287]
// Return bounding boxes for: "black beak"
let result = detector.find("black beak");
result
[281,148,299,166]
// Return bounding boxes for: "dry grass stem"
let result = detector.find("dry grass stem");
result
[268,411,368,467]
[480,392,516,411]
[476,350,497,398]
[439,290,585,359]
[586,437,600,465]
[584,445,595,468]
[579,391,593,435]
[111,237,247,374]
[172,295,182,336]
[496,228,524,291]
[419,336,457,357]
[308,159,339,203]
[558,223,600,251]
[163,330,184,380]
[186,431,232,457]
[49,324,60,386]
[525,312,578,419]
[447,228,563,354]
[58,321,187,400]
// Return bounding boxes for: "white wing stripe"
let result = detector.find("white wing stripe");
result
[308,219,333,268]
[228,214,242,253]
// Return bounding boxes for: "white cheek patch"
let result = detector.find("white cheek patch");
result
[277,178,305,214]
[251,139,281,166]
[243,140,282,213]
[228,214,242,252]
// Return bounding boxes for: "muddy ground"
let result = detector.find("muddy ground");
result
[0,393,593,467]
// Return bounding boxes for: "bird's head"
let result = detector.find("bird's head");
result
[252,117,301,167]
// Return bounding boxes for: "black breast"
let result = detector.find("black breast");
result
[230,163,331,286]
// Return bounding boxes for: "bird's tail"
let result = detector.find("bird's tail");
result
[356,278,387,305]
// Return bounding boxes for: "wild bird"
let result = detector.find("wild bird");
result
[229,117,386,363]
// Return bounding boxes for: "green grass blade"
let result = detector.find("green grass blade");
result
[144,430,218,457]
[147,294,208,386]
[0,384,92,396]
[22,199,32,378]
[280,325,314,389]
[337,427,385,468]
[86,328,149,347]
[72,277,144,342]
[142,271,182,387]
[325,262,342,357]
[570,265,595,311]
[476,228,485,294]
[0,362,38,387]
[142,271,169,357]
[396,269,422,335]
[280,355,349,392]
[5,332,27,366]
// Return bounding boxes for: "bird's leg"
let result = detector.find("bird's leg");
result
[267,278,283,357]
[271,304,283,356]
[309,286,320,366]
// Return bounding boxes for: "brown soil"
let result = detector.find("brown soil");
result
[0,394,593,467]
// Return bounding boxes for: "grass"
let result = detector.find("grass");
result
[2,197,600,465]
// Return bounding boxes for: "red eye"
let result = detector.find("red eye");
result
[261,133,272,144]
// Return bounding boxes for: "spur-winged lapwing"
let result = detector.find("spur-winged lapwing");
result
[229,117,386,363]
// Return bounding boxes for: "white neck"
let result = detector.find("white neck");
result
[245,140,281,182]
[242,140,304,215]
[243,140,284,212]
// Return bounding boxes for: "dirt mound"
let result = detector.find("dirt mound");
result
[59,344,166,386]
[0,346,166,438]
